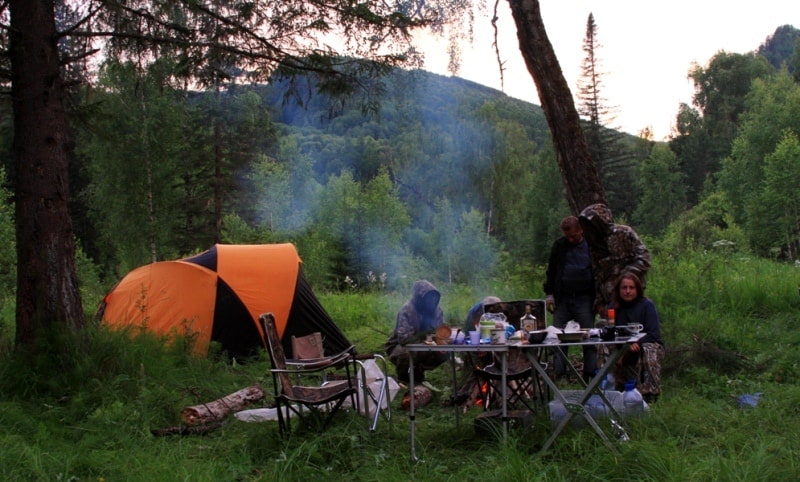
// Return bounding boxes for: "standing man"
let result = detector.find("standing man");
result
[544,216,597,380]
[578,203,651,315]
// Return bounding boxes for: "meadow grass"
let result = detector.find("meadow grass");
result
[1,250,799,481]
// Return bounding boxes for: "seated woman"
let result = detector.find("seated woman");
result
[611,272,665,403]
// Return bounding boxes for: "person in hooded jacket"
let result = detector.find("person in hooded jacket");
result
[578,203,652,315]
[384,280,449,385]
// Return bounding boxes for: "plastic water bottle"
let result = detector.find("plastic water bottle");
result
[585,394,607,419]
[505,323,516,340]
[623,380,644,418]
[600,374,615,391]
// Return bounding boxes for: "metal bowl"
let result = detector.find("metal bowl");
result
[527,330,548,344]
[557,330,588,343]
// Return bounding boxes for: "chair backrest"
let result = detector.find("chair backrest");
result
[483,299,547,329]
[260,313,297,398]
[291,332,325,360]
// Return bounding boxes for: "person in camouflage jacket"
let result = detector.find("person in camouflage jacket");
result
[578,203,651,315]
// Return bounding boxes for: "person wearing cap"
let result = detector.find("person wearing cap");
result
[461,296,502,371]
[544,215,597,380]
[462,295,502,335]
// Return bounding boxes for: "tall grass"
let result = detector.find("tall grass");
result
[1,251,799,480]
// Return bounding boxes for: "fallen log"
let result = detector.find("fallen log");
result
[181,385,265,425]
[151,422,223,437]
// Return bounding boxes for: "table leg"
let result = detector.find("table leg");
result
[501,350,508,443]
[525,344,631,453]
[409,355,418,462]
[589,347,630,441]
[525,352,570,453]
[553,345,586,386]
[450,352,460,427]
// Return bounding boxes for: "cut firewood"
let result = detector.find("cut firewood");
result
[400,385,433,410]
[181,385,265,425]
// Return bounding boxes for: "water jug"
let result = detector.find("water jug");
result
[623,380,644,417]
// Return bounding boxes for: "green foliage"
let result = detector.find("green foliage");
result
[756,24,800,74]
[75,63,658,289]
[718,69,800,256]
[450,208,500,286]
[575,14,640,219]
[2,253,800,480]
[221,212,275,245]
[78,60,190,273]
[747,131,800,257]
[0,321,272,480]
[0,168,14,350]
[312,168,412,288]
[659,200,748,257]
[249,136,321,234]
[672,51,775,206]
[75,242,106,316]
[0,167,15,296]
[634,144,687,236]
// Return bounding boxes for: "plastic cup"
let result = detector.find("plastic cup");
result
[469,330,480,345]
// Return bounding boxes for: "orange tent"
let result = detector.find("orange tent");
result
[98,244,351,357]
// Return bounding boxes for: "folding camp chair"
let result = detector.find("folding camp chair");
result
[291,330,392,431]
[474,355,538,412]
[260,313,357,436]
[352,353,392,432]
[476,300,551,411]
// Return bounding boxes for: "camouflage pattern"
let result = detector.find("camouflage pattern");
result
[639,343,665,397]
[384,280,447,382]
[579,203,651,312]
[614,342,664,397]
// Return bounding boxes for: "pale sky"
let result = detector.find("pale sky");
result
[419,1,800,141]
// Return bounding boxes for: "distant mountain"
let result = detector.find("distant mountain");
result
[259,67,554,183]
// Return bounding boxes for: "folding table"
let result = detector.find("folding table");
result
[406,343,509,462]
[517,333,645,453]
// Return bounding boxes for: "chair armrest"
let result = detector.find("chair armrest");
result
[280,348,354,372]
[286,357,339,370]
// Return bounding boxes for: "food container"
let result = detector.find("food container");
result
[479,312,506,344]
[490,328,507,344]
[557,330,589,343]
[435,325,453,344]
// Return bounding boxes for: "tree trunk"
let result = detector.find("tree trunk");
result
[181,385,266,425]
[10,0,85,347]
[506,0,606,213]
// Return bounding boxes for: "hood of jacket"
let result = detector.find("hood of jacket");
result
[579,203,613,237]
[411,280,440,315]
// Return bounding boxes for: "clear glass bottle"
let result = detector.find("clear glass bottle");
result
[520,304,538,332]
